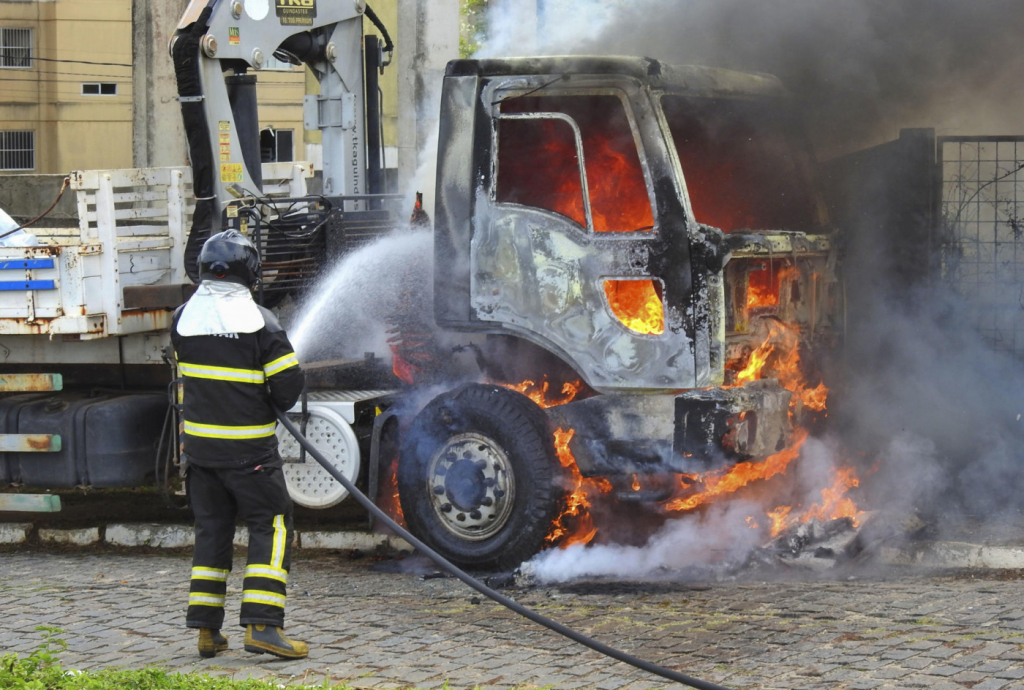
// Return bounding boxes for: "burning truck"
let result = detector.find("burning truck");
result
[0,23,845,568]
[389,56,840,569]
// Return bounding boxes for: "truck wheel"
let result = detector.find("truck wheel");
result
[398,383,564,570]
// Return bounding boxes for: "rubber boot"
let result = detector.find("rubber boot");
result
[244,624,308,659]
[197,628,229,658]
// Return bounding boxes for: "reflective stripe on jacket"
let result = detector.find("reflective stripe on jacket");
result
[171,303,304,468]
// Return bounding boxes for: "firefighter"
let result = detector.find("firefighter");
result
[172,229,307,659]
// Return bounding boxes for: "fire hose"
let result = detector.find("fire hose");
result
[274,408,735,690]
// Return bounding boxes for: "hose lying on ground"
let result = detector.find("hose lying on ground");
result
[274,408,735,690]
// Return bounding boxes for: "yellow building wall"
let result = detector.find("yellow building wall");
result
[0,0,132,174]
[0,0,399,173]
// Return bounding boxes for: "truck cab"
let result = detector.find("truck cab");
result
[396,57,838,569]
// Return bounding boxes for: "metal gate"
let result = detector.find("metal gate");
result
[939,136,1024,359]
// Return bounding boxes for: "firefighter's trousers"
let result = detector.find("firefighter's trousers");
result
[185,463,294,629]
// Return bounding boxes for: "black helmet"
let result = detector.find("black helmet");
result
[197,230,261,288]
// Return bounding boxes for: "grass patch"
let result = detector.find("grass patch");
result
[1,627,338,690]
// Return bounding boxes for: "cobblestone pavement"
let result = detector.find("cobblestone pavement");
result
[3,553,1024,690]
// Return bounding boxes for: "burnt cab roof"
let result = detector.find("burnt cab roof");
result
[445,56,788,99]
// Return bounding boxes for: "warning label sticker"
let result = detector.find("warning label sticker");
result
[228,27,240,45]
[220,163,243,183]
[218,132,231,161]
[218,121,231,132]
[275,0,316,26]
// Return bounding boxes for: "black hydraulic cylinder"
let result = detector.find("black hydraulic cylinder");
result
[226,74,263,191]
[365,35,384,203]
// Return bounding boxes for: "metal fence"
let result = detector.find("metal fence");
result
[939,136,1024,359]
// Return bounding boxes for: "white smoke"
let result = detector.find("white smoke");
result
[471,0,619,58]
[529,500,764,584]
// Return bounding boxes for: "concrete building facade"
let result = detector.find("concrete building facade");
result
[1,0,414,180]
[0,0,134,174]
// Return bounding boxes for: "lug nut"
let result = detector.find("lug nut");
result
[433,485,445,495]
[494,489,505,498]
[483,477,495,487]
[440,503,452,513]
[469,510,482,520]
[456,513,466,522]
[481,497,493,507]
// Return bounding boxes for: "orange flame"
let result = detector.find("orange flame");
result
[767,505,792,536]
[498,95,654,234]
[664,430,809,512]
[801,382,829,412]
[546,428,601,547]
[497,379,609,547]
[735,339,775,385]
[604,280,665,335]
[502,378,581,409]
[665,313,865,540]
[376,456,406,530]
[746,264,799,309]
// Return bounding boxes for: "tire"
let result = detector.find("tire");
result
[398,383,565,571]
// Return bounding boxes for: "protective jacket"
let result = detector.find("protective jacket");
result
[171,281,304,468]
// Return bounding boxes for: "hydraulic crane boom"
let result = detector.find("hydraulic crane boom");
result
[171,0,392,279]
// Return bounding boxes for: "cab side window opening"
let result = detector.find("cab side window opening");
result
[497,94,654,233]
[661,95,818,233]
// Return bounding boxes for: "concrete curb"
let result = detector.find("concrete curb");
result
[0,522,414,553]
[8,525,1024,570]
[38,527,101,546]
[0,523,32,544]
[880,541,1024,569]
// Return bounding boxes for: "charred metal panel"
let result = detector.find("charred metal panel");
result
[471,206,695,390]
[545,379,791,476]
[546,394,676,477]
[723,233,836,347]
[445,57,787,101]
[674,380,792,469]
[434,75,481,327]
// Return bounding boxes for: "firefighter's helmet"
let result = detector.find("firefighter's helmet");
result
[198,230,261,288]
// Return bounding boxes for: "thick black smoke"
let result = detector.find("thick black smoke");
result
[571,0,1024,156]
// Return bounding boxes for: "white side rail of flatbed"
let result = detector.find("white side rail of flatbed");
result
[0,162,312,340]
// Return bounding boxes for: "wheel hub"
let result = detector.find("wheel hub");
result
[426,432,515,541]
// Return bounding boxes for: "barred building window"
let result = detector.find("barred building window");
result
[82,82,117,95]
[0,28,33,68]
[0,131,35,171]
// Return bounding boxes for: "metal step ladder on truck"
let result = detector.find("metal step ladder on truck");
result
[2,0,842,571]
